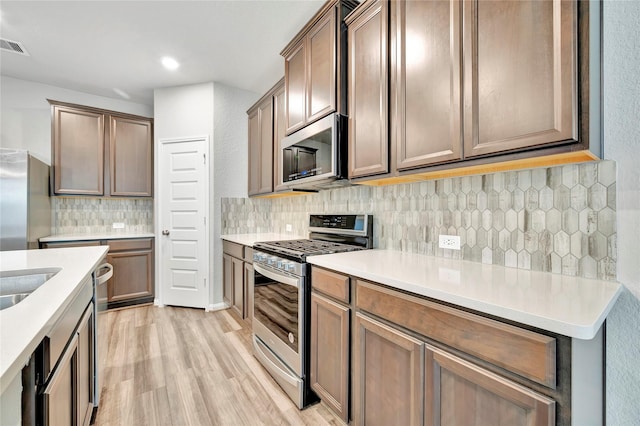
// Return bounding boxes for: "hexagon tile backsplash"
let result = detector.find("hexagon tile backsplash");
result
[222,161,617,281]
[52,197,154,234]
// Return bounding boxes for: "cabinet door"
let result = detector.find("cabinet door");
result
[52,105,105,195]
[258,99,274,195]
[354,313,423,426]
[43,334,78,426]
[248,109,261,196]
[285,40,307,134]
[231,256,245,318]
[392,0,462,170]
[425,345,555,426]
[109,115,153,197]
[223,254,233,306]
[311,292,350,422]
[107,250,153,303]
[307,8,336,123]
[248,98,274,196]
[273,82,288,192]
[77,304,94,426]
[463,0,577,157]
[348,0,389,178]
[244,262,254,321]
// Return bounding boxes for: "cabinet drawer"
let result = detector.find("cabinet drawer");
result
[106,238,152,253]
[42,241,101,249]
[107,238,152,252]
[223,241,244,259]
[355,280,556,388]
[312,267,350,304]
[244,247,254,263]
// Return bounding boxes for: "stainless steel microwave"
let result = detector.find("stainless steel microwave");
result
[280,113,348,191]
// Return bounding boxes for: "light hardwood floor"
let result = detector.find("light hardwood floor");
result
[94,305,343,426]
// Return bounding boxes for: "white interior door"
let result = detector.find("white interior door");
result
[159,137,209,308]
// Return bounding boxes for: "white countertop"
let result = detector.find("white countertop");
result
[40,232,155,242]
[221,233,304,247]
[0,247,109,393]
[308,249,622,340]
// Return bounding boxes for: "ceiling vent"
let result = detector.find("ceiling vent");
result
[0,38,30,56]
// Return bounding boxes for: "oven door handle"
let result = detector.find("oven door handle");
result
[254,263,300,289]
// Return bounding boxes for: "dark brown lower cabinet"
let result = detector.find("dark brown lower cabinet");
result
[106,239,154,308]
[42,302,94,426]
[354,312,424,426]
[231,256,244,317]
[310,292,350,422]
[223,254,232,307]
[42,238,155,309]
[43,338,76,425]
[222,241,253,319]
[107,239,153,307]
[77,304,95,426]
[244,262,254,321]
[354,312,555,426]
[425,345,555,426]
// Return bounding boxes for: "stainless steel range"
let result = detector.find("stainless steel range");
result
[252,214,373,408]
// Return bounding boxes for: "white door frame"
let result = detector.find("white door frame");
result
[155,135,210,308]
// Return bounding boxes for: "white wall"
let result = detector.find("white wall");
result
[153,82,258,308]
[154,82,215,307]
[212,82,259,305]
[603,1,640,423]
[0,76,152,163]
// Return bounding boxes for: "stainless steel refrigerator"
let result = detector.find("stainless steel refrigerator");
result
[0,148,51,250]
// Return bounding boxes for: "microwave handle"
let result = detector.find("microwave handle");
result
[254,263,300,289]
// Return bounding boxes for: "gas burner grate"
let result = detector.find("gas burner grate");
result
[255,239,364,259]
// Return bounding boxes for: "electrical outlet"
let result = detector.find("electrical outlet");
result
[285,224,292,232]
[438,234,461,250]
[112,222,125,229]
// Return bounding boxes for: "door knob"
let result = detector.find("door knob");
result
[162,230,170,236]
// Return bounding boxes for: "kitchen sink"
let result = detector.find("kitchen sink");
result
[0,268,61,310]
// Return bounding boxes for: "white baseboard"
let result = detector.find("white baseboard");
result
[206,302,228,312]
[154,298,165,307]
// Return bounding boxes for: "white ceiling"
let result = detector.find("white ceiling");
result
[0,0,325,105]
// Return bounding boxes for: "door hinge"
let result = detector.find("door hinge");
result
[204,217,206,226]
[203,153,206,164]
[204,278,207,288]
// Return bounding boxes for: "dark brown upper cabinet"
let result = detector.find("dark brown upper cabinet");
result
[347,0,599,182]
[462,0,577,158]
[52,104,105,195]
[392,0,463,170]
[247,79,288,197]
[50,101,153,197]
[248,95,274,196]
[272,82,288,192]
[109,115,153,197]
[346,0,389,178]
[281,0,358,136]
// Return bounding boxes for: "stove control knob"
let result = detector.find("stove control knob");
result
[253,253,259,262]
[276,260,283,269]
[285,263,296,273]
[256,253,266,262]
[267,256,277,266]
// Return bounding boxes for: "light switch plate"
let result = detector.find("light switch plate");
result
[286,224,292,232]
[112,222,125,229]
[439,234,461,250]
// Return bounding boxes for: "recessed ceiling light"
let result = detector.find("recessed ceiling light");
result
[113,88,130,99]
[161,56,179,71]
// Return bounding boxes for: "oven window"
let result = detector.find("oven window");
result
[254,273,298,353]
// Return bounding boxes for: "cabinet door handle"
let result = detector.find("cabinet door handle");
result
[162,230,170,236]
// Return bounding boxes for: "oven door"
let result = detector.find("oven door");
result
[252,263,304,376]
